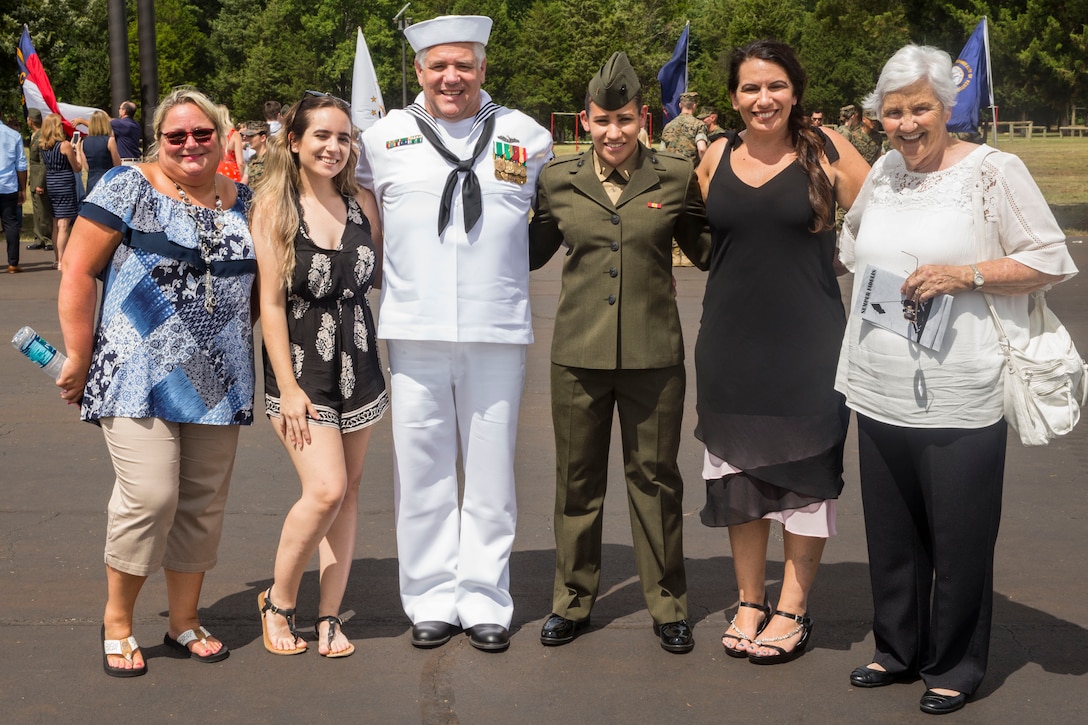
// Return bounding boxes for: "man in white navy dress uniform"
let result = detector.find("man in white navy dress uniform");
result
[357,14,552,652]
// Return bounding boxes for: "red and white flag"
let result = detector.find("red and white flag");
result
[17,25,100,131]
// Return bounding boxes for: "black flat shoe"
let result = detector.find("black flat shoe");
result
[540,614,590,646]
[747,610,812,665]
[653,619,694,654]
[850,665,899,688]
[467,623,510,652]
[411,620,458,649]
[919,690,966,715]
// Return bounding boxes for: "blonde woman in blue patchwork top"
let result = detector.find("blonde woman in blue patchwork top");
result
[57,87,256,678]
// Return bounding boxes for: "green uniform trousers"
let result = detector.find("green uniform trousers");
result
[549,363,688,625]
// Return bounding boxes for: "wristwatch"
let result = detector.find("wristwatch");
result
[970,264,985,290]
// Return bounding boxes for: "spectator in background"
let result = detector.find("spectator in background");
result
[216,105,245,182]
[839,104,860,133]
[111,101,142,162]
[1,112,27,273]
[264,100,283,136]
[241,122,269,187]
[25,108,54,252]
[699,106,729,144]
[77,110,122,195]
[810,110,825,127]
[661,91,708,164]
[39,113,82,269]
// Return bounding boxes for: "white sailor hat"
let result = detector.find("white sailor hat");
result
[404,15,493,52]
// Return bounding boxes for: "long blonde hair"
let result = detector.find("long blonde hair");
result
[88,110,113,136]
[39,113,67,148]
[250,93,359,287]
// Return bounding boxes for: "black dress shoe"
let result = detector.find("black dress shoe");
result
[540,614,590,646]
[467,624,510,652]
[411,620,458,649]
[850,665,899,688]
[653,619,694,654]
[919,689,966,715]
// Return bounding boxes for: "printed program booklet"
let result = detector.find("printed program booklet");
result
[855,264,953,352]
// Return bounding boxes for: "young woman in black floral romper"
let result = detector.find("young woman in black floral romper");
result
[252,93,388,658]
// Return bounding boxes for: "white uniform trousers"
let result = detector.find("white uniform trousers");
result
[387,339,525,629]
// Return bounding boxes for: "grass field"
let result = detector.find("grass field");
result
[557,135,1088,234]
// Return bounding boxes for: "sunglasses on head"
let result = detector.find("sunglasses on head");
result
[161,128,216,146]
[302,89,350,109]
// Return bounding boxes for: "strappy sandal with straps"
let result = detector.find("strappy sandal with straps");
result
[748,610,813,665]
[315,613,356,658]
[722,600,770,658]
[259,587,308,655]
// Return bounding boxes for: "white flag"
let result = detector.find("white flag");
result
[351,27,385,132]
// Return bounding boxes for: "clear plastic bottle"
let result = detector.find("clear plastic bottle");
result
[11,326,67,381]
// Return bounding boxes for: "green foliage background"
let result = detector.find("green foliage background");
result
[3,0,1086,132]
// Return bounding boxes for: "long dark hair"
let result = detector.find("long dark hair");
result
[729,40,834,233]
[251,93,359,287]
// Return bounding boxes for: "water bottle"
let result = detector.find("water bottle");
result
[11,326,67,380]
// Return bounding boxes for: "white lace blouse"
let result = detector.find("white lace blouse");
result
[835,144,1078,428]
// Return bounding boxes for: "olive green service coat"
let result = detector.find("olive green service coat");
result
[528,144,710,625]
[529,144,710,369]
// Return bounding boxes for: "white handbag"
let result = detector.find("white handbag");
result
[972,148,1088,445]
[983,291,1088,445]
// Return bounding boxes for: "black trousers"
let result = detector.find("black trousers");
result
[857,414,1006,695]
[1,192,19,266]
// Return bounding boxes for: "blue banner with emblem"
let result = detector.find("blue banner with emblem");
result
[657,22,689,121]
[947,18,993,133]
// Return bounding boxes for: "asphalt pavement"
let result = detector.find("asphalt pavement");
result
[1,240,1086,724]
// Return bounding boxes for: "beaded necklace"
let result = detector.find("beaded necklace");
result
[174,179,223,313]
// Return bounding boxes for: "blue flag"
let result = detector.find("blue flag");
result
[947,19,993,132]
[658,23,689,120]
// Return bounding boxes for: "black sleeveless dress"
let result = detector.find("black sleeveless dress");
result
[695,132,848,526]
[263,195,388,431]
[82,135,114,194]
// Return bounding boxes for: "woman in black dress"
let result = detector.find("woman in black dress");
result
[252,92,388,658]
[693,40,869,664]
[77,110,121,194]
[39,113,82,268]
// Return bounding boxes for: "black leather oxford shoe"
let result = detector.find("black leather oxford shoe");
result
[919,689,966,715]
[539,614,590,646]
[653,619,694,654]
[411,621,458,649]
[467,623,510,652]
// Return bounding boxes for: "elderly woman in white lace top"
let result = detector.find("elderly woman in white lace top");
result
[834,44,1077,716]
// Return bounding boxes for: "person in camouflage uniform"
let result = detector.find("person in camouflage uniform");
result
[661,92,708,164]
[241,121,269,187]
[698,106,729,144]
[846,108,883,165]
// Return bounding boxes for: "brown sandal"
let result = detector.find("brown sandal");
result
[259,588,308,655]
[315,614,355,658]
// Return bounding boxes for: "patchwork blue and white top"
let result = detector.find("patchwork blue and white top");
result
[78,165,257,425]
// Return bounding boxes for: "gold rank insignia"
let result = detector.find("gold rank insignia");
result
[493,142,529,184]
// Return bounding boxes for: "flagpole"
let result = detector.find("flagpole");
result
[982,16,998,148]
[683,21,689,92]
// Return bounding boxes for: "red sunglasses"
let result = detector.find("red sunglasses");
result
[160,128,216,146]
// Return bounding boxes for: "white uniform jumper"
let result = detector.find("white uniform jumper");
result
[358,91,551,628]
